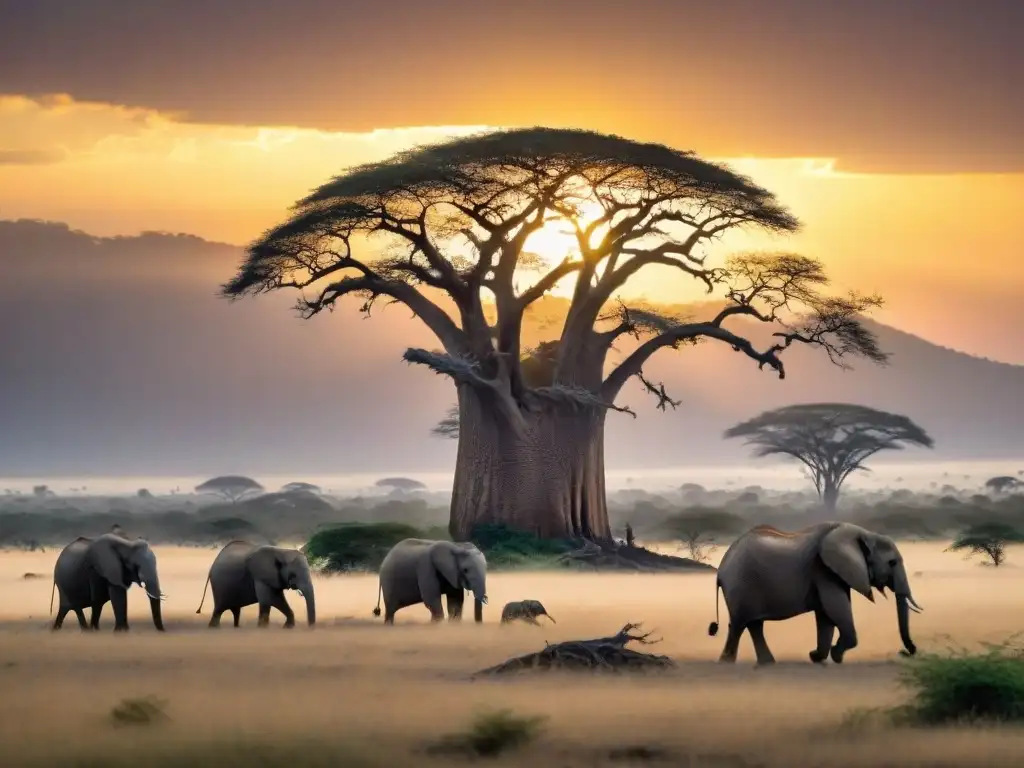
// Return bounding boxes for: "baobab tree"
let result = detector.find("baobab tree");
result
[724,403,934,515]
[222,128,886,541]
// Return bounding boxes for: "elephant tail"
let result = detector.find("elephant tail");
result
[707,576,721,636]
[49,580,56,615]
[372,580,382,618]
[195,574,211,614]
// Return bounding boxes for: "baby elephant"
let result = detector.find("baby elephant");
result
[500,599,555,626]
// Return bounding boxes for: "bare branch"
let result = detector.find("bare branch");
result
[528,384,637,418]
[402,348,494,390]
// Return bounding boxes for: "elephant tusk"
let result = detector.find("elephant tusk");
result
[907,596,924,613]
[297,589,304,597]
[480,596,488,605]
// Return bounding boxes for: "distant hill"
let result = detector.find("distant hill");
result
[1,218,1022,476]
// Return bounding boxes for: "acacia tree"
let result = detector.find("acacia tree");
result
[195,475,265,504]
[724,403,934,515]
[222,128,886,541]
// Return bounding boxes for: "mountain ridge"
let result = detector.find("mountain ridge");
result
[1,218,1021,475]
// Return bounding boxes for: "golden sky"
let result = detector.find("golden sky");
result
[2,93,1023,362]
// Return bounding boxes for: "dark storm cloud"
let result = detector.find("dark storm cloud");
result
[1,0,1022,172]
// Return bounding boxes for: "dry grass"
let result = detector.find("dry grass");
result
[2,543,1024,766]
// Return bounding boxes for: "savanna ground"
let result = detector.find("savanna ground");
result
[3,543,1024,766]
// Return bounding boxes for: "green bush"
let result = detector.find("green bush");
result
[304,522,423,573]
[892,638,1024,724]
[468,523,575,570]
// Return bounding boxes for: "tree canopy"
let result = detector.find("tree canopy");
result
[194,475,265,504]
[223,128,883,419]
[221,127,888,540]
[281,481,323,494]
[984,476,1021,495]
[724,403,934,513]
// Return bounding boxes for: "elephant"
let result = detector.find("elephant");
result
[372,538,488,624]
[708,522,923,665]
[195,541,315,628]
[50,534,167,632]
[499,599,556,626]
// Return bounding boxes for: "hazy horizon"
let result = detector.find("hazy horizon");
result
[5,457,1023,498]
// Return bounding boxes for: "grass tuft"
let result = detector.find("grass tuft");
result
[427,708,548,758]
[109,695,170,727]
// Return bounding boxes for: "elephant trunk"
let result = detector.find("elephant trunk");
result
[892,564,918,656]
[473,598,484,623]
[896,595,916,656]
[148,596,165,632]
[139,561,165,631]
[301,580,316,627]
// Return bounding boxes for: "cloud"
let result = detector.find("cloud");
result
[0,148,64,165]
[0,94,496,242]
[0,93,861,246]
[1,0,1021,173]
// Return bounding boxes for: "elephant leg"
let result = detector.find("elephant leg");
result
[52,605,70,630]
[89,577,110,630]
[747,620,776,666]
[818,581,857,664]
[718,622,745,663]
[108,585,130,631]
[269,590,295,628]
[208,607,224,628]
[809,610,836,664]
[254,581,276,628]
[416,571,446,622]
[73,608,89,630]
[446,591,464,622]
[231,608,241,627]
[89,601,105,630]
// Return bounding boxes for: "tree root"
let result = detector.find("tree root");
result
[472,623,676,678]
[557,539,716,572]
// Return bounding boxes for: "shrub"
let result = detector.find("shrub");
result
[469,523,575,570]
[109,696,169,727]
[427,709,547,757]
[892,638,1024,724]
[303,522,422,573]
[946,522,1024,567]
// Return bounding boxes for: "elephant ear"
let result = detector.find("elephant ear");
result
[247,547,285,588]
[820,525,874,601]
[88,536,129,588]
[431,543,462,590]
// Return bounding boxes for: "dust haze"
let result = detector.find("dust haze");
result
[3,542,1024,766]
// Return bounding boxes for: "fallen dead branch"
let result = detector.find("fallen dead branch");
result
[472,623,676,678]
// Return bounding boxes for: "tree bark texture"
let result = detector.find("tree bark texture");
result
[449,385,610,542]
[822,479,839,517]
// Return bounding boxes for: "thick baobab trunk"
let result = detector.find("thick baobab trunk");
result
[449,386,611,542]
[821,479,840,518]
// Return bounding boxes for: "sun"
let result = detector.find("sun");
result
[518,200,607,298]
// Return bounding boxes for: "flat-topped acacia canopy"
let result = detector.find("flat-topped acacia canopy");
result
[222,127,887,541]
